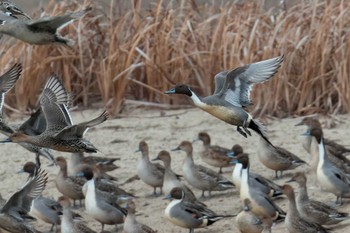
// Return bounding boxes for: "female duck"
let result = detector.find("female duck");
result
[136,141,165,196]
[194,131,232,173]
[165,56,284,144]
[172,141,234,198]
[287,172,349,225]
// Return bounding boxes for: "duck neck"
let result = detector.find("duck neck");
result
[189,91,205,108]
[59,164,68,178]
[140,150,150,163]
[296,181,309,203]
[232,163,243,185]
[62,208,74,228]
[287,191,299,218]
[241,167,249,189]
[318,138,329,169]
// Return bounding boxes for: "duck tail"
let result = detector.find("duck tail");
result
[248,119,275,148]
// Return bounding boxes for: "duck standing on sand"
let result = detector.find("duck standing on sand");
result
[165,56,284,144]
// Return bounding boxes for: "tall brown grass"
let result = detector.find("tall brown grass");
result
[0,0,350,117]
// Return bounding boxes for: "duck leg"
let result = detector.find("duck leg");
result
[274,170,279,180]
[236,126,247,138]
[189,229,194,233]
[35,154,41,169]
[101,223,105,231]
[153,187,158,196]
[219,167,223,174]
[201,190,206,198]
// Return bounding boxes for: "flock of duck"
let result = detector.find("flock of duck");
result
[0,1,350,233]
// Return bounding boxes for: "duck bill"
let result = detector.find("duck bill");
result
[294,121,304,126]
[164,88,176,94]
[16,168,24,174]
[171,147,180,151]
[75,172,84,177]
[163,194,172,200]
[0,138,12,143]
[226,151,235,157]
[152,157,160,161]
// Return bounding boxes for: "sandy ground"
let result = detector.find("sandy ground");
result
[1,106,350,233]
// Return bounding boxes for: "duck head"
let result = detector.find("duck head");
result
[76,166,95,180]
[227,144,243,157]
[302,127,323,144]
[135,140,148,154]
[295,116,321,128]
[171,141,193,154]
[230,153,249,168]
[56,156,68,169]
[165,85,193,96]
[286,172,307,185]
[1,131,28,143]
[195,131,211,145]
[18,161,36,175]
[164,187,185,200]
[153,150,171,165]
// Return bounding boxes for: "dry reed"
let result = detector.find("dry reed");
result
[0,0,349,117]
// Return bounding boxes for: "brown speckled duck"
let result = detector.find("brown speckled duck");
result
[194,131,233,173]
[282,185,329,233]
[172,141,234,198]
[287,172,350,225]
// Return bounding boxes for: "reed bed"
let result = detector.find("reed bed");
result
[0,0,350,117]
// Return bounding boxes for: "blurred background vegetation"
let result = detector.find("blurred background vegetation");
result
[0,0,349,118]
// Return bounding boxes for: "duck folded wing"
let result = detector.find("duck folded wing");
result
[54,110,109,139]
[218,56,284,108]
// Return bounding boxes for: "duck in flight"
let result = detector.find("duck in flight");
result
[165,56,284,144]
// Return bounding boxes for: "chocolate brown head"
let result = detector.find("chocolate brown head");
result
[169,187,184,200]
[295,117,322,128]
[287,172,307,185]
[281,184,295,200]
[57,196,71,208]
[171,141,193,155]
[136,141,149,154]
[232,144,243,155]
[164,85,193,96]
[153,150,171,167]
[236,153,250,169]
[8,132,29,143]
[56,156,67,169]
[305,127,323,144]
[19,162,36,175]
[197,132,211,145]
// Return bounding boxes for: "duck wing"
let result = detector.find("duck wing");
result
[55,110,109,139]
[0,1,31,20]
[27,8,91,33]
[40,75,72,131]
[1,169,47,219]
[19,108,47,135]
[213,71,229,94]
[217,56,284,107]
[0,63,22,112]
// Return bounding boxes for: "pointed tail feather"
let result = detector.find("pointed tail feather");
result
[249,119,275,148]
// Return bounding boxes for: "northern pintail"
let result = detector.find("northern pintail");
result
[0,108,56,166]
[0,7,91,46]
[58,196,97,233]
[55,156,85,207]
[164,187,233,233]
[18,161,62,232]
[194,131,232,173]
[69,152,119,176]
[282,185,329,233]
[305,127,350,205]
[296,116,350,156]
[172,141,234,197]
[152,150,204,205]
[79,166,134,200]
[0,0,30,20]
[5,75,109,153]
[296,117,350,176]
[165,56,284,144]
[231,154,282,198]
[237,153,285,224]
[123,199,157,233]
[257,137,306,179]
[235,199,265,233]
[287,172,349,225]
[136,141,164,196]
[0,169,47,233]
[0,63,22,114]
[78,166,126,231]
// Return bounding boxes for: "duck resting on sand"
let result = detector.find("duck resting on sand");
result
[165,56,284,145]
